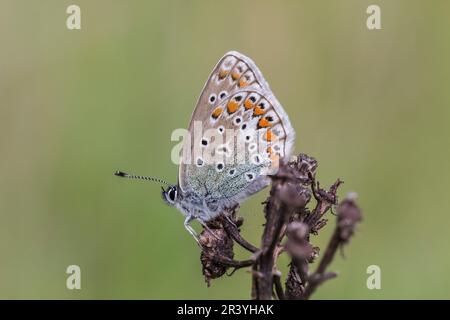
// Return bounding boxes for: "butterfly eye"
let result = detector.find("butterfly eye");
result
[166,186,177,202]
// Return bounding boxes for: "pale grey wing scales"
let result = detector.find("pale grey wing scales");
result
[185,163,269,205]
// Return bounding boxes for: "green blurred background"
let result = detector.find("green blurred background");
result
[1,0,449,299]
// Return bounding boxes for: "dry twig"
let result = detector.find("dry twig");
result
[199,153,362,299]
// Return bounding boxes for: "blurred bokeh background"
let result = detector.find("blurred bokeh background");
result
[1,0,449,299]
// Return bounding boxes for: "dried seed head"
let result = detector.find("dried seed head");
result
[200,224,234,286]
[337,197,363,242]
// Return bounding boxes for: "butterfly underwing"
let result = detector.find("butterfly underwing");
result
[116,51,295,243]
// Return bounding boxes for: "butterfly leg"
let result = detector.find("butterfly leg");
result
[184,214,200,244]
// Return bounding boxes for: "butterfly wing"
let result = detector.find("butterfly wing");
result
[179,51,295,208]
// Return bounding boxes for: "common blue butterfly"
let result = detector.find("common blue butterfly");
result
[116,51,295,243]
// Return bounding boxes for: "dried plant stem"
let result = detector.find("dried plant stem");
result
[222,218,258,253]
[301,228,341,299]
[199,153,362,299]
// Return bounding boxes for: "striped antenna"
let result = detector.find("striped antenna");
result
[114,170,170,186]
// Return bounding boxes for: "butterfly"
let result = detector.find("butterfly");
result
[115,51,295,243]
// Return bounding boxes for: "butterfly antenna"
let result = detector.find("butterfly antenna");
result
[114,170,170,186]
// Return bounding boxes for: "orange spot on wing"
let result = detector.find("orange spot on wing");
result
[227,101,239,114]
[253,107,266,116]
[212,107,223,119]
[266,147,273,156]
[218,69,228,79]
[244,99,254,110]
[258,118,272,128]
[238,79,248,88]
[231,72,240,81]
[264,129,277,142]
